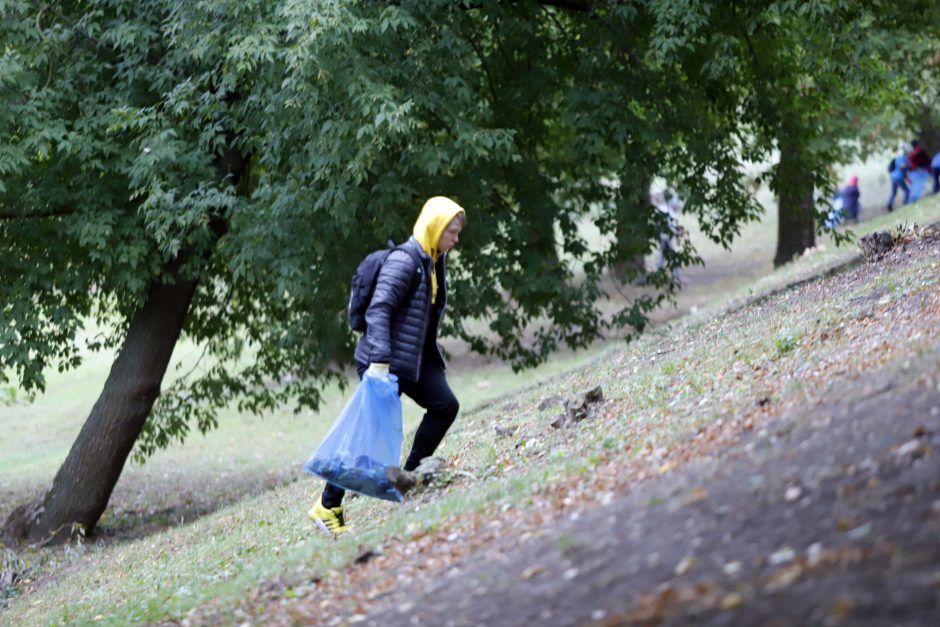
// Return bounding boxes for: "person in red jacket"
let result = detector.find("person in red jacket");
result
[837,175,861,224]
[907,140,931,201]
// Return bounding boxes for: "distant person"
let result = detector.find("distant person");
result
[886,148,910,212]
[907,140,931,202]
[837,175,861,224]
[654,190,686,285]
[825,177,860,229]
[932,149,940,195]
[824,194,844,229]
[309,197,466,535]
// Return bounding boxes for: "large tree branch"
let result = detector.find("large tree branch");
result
[538,0,589,11]
[0,206,77,220]
[458,10,500,107]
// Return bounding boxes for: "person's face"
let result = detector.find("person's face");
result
[438,216,464,253]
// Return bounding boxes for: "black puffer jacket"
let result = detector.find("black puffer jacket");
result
[354,236,447,382]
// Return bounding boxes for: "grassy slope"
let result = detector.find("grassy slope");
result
[0,324,597,522]
[3,190,937,625]
[0,151,895,500]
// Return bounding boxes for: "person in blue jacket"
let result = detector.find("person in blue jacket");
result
[886,149,910,212]
[309,197,467,535]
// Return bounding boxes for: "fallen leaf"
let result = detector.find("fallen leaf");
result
[806,543,824,567]
[659,460,677,475]
[719,592,743,609]
[831,595,855,619]
[895,439,924,458]
[520,565,545,580]
[765,564,803,591]
[846,522,872,540]
[722,561,742,576]
[694,580,714,595]
[675,556,696,576]
[769,547,796,565]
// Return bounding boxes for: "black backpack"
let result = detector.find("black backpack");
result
[888,157,896,173]
[347,241,421,332]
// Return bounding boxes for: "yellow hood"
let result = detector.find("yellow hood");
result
[412,196,465,261]
[412,196,465,302]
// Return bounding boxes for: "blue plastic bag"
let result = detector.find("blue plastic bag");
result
[825,196,844,229]
[304,373,405,502]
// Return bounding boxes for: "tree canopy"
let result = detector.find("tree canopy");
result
[1,0,761,456]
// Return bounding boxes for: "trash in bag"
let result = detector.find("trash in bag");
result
[304,372,405,502]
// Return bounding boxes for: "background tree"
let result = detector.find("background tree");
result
[741,1,927,266]
[2,0,775,542]
[892,16,940,153]
[646,1,935,266]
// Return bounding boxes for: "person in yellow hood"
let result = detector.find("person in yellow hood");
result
[309,196,467,534]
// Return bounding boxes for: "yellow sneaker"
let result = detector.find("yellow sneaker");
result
[308,501,349,535]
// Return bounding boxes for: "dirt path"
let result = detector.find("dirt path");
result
[357,349,939,626]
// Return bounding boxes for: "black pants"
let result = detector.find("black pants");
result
[320,358,459,508]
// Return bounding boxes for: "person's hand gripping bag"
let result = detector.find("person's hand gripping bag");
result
[303,371,405,502]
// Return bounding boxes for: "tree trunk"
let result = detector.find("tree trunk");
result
[773,139,816,267]
[2,264,197,543]
[914,103,940,157]
[2,137,245,545]
[610,253,646,282]
[611,177,653,283]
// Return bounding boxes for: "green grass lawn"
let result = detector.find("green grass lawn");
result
[2,163,936,625]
